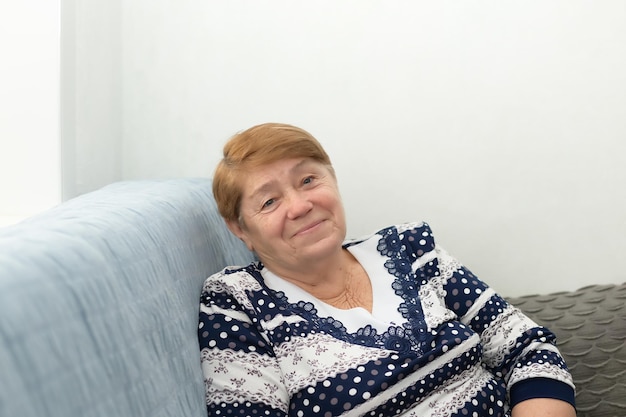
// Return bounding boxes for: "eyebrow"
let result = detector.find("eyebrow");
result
[247,159,316,201]
[248,182,277,202]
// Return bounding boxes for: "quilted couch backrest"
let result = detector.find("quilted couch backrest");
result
[0,179,255,417]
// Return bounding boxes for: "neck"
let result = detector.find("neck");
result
[268,249,372,312]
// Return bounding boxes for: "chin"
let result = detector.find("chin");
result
[305,234,345,258]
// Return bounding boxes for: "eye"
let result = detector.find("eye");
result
[302,176,314,185]
[262,198,275,209]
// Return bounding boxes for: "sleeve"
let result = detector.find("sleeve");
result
[437,245,576,408]
[198,270,289,417]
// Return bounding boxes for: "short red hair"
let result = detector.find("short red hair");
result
[212,123,333,222]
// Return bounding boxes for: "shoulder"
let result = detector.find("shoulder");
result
[345,221,435,245]
[201,262,265,295]
[345,221,438,260]
[386,222,437,261]
[382,221,437,251]
[395,221,435,240]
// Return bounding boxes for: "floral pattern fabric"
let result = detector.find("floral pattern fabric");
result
[198,222,574,416]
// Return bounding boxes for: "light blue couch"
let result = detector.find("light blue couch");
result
[0,179,254,417]
[1,179,624,417]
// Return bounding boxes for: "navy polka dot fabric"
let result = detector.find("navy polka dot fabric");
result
[199,222,575,416]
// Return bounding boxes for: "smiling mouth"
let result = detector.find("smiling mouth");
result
[293,220,325,237]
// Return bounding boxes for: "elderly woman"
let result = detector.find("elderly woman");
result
[198,123,576,417]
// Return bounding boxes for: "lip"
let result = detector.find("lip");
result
[292,219,325,237]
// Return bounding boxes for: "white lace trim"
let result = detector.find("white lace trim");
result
[433,246,464,280]
[481,305,535,368]
[428,367,504,417]
[340,335,483,417]
[199,303,252,324]
[396,221,427,234]
[202,270,264,311]
[274,332,395,395]
[419,278,457,331]
[508,361,575,390]
[262,313,307,331]
[200,347,289,410]
[413,246,459,330]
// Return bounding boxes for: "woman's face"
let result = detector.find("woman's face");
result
[227,157,346,276]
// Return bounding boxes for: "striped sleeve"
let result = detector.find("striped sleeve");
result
[437,246,576,408]
[198,268,289,417]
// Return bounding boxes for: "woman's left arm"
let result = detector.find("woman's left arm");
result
[512,398,576,417]
[436,245,576,411]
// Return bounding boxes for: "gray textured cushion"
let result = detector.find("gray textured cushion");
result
[0,179,254,417]
[508,283,626,417]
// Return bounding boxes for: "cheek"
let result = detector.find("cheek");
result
[240,235,255,252]
[247,216,284,244]
[325,190,345,213]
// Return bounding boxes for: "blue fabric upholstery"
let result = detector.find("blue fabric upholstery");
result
[0,179,254,417]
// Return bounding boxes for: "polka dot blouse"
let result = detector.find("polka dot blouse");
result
[198,222,575,416]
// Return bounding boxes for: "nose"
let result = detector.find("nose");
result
[286,191,313,220]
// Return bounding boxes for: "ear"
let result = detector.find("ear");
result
[226,219,254,252]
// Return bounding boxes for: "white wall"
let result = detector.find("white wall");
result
[66,1,626,296]
[0,1,61,225]
[61,0,122,199]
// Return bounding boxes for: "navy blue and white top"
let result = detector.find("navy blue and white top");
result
[198,222,575,417]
